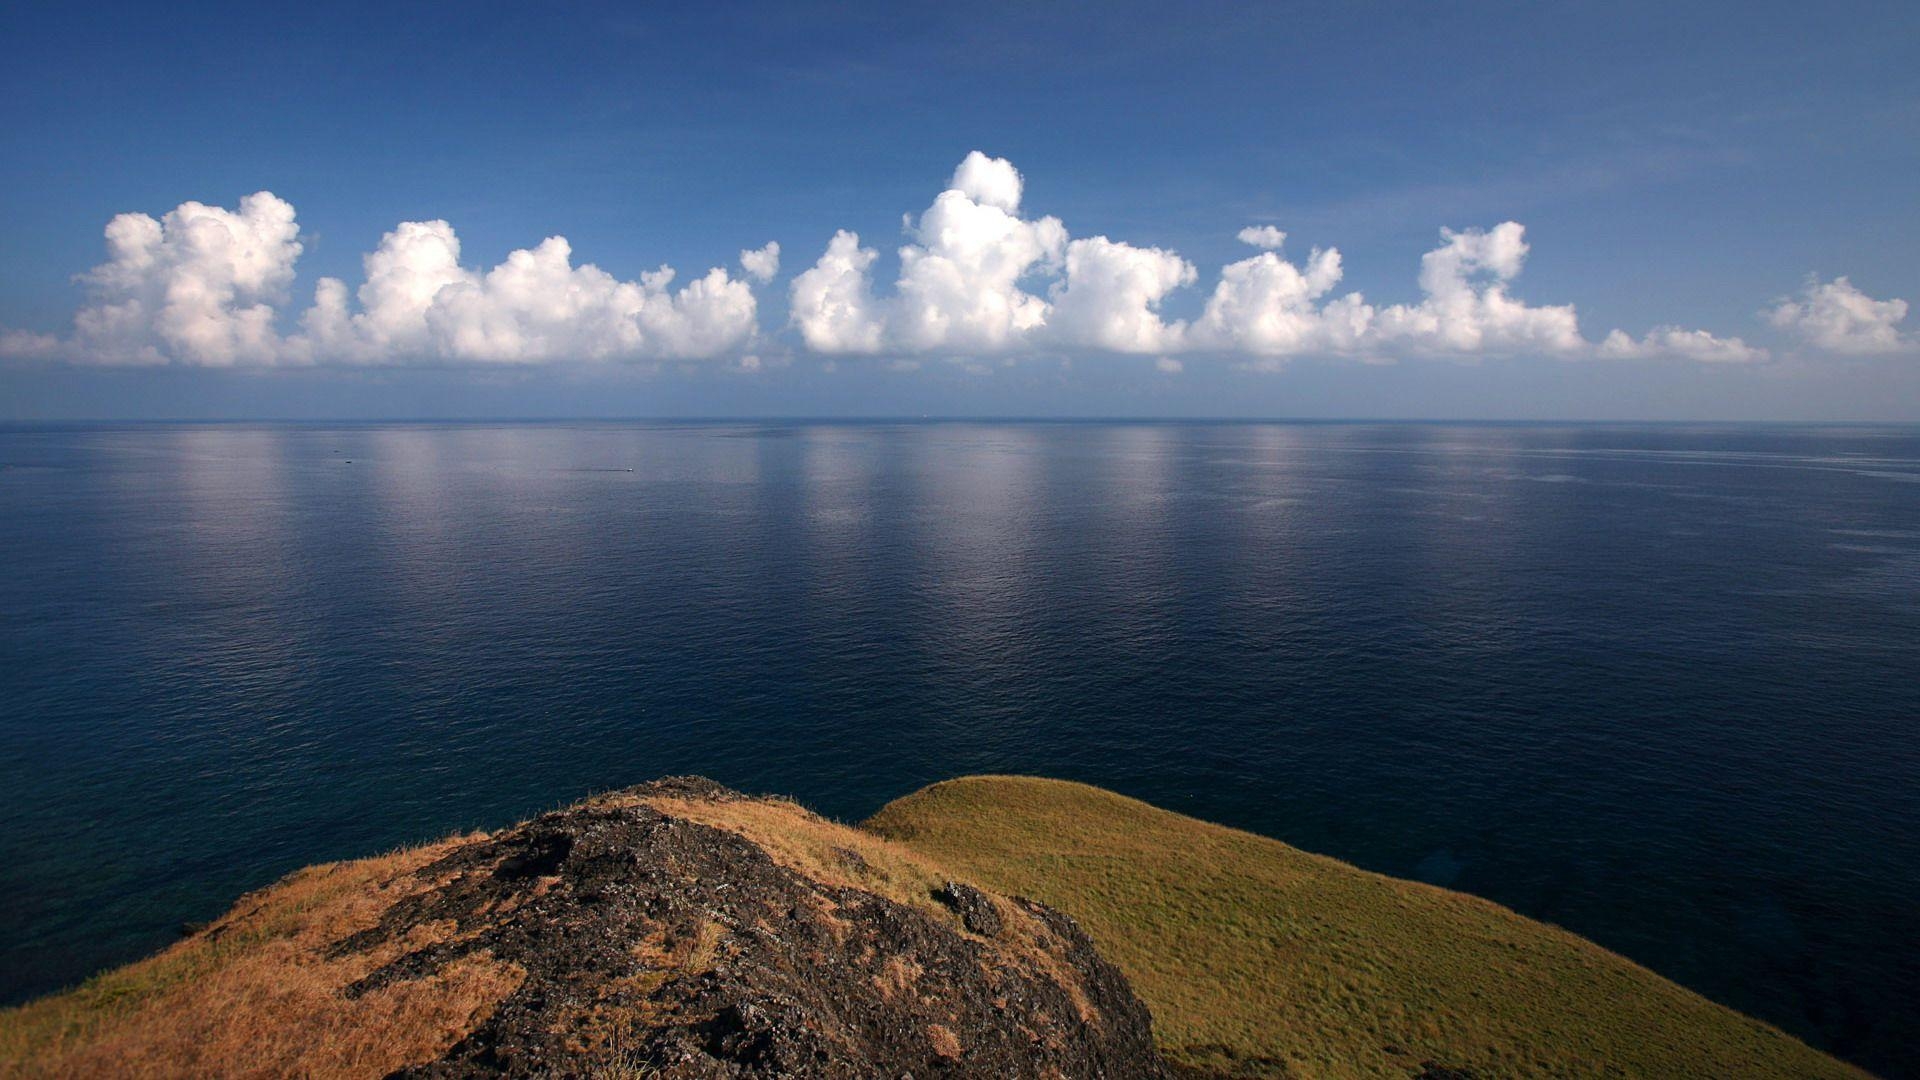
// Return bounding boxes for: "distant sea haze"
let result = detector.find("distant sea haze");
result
[2,420,1917,1077]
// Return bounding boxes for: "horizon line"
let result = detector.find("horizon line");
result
[4,416,1916,427]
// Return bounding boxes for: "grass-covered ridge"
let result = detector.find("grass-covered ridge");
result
[0,775,1870,1079]
[866,775,1866,1080]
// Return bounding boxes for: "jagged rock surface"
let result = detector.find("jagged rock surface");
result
[330,778,1167,1078]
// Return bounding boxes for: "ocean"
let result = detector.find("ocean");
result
[1,421,1916,1074]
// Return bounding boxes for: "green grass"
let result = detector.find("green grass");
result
[866,775,1867,1080]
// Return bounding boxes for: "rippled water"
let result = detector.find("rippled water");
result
[2,421,1917,1073]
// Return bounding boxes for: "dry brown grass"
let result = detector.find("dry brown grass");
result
[615,793,966,925]
[0,835,521,1080]
[927,1021,962,1059]
[875,954,923,1001]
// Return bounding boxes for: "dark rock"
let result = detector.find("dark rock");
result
[328,780,1167,1078]
[491,831,572,880]
[933,881,1003,937]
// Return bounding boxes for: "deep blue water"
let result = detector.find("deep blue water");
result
[2,421,1917,1073]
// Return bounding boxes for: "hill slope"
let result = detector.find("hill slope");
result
[0,778,1163,1079]
[0,774,1868,1079]
[867,775,1866,1080]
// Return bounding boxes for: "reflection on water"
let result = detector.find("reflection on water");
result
[1,421,1918,1075]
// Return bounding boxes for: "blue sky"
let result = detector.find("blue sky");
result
[1,0,1916,419]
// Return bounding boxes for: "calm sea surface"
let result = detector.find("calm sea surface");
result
[2,421,1917,1073]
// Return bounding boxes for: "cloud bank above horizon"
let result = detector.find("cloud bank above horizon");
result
[2,152,1911,373]
[0,193,771,368]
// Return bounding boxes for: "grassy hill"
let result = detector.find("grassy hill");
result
[867,775,1866,1080]
[0,774,1869,1078]
[0,779,1159,1079]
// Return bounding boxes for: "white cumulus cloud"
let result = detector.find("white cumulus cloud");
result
[790,152,1068,354]
[949,149,1025,213]
[1236,225,1287,249]
[893,175,1064,351]
[1372,223,1584,356]
[6,156,1895,376]
[6,193,770,367]
[1191,243,1371,360]
[1046,236,1195,353]
[34,192,306,366]
[788,155,1757,368]
[1598,326,1767,364]
[299,226,759,364]
[739,241,780,284]
[789,230,886,353]
[1766,276,1911,355]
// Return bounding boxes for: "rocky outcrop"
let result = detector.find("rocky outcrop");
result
[330,777,1166,1078]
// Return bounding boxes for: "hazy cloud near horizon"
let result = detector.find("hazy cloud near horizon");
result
[0,153,1911,377]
